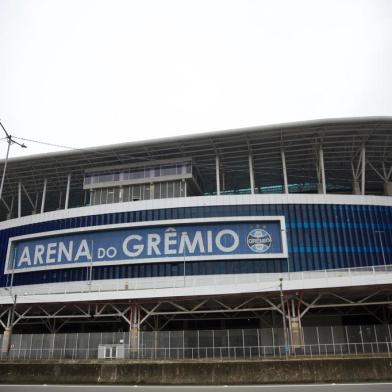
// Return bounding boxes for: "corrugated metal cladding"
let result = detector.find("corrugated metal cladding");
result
[0,203,391,287]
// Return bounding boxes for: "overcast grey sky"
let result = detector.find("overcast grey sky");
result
[0,0,391,158]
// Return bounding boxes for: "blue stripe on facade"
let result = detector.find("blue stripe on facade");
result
[0,203,391,287]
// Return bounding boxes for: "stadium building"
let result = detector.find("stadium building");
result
[0,117,391,353]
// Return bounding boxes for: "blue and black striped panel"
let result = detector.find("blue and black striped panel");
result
[0,203,391,287]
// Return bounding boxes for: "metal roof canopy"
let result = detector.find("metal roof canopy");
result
[0,116,391,197]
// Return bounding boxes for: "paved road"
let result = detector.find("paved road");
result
[1,385,392,392]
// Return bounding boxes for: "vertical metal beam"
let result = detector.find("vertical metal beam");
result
[281,150,289,194]
[361,146,366,195]
[8,196,14,220]
[64,174,71,209]
[18,181,22,218]
[41,179,47,214]
[215,155,220,196]
[319,146,326,194]
[58,192,62,210]
[248,154,255,194]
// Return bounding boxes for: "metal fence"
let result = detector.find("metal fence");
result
[1,324,392,361]
[2,265,392,297]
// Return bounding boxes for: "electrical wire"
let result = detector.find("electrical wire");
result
[11,135,87,152]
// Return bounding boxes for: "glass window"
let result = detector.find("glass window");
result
[91,190,96,205]
[130,169,144,180]
[161,165,176,176]
[145,167,154,179]
[100,188,108,204]
[132,185,141,201]
[167,182,174,198]
[160,182,167,198]
[107,188,114,204]
[140,184,145,200]
[94,189,101,205]
[149,184,155,199]
[175,182,182,197]
[181,181,186,197]
[100,174,113,183]
[153,166,161,177]
[122,186,129,202]
[120,170,129,181]
[154,183,160,199]
[144,185,151,200]
[113,188,120,203]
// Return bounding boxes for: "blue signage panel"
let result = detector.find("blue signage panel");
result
[6,219,287,273]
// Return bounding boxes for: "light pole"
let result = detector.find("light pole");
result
[374,230,386,268]
[0,121,27,203]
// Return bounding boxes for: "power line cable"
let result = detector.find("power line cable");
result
[11,135,86,152]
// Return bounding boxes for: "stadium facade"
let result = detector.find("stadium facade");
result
[0,117,391,351]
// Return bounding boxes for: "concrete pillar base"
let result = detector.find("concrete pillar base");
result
[317,183,324,194]
[289,318,302,347]
[352,181,361,195]
[384,182,392,196]
[1,327,12,353]
[129,303,140,351]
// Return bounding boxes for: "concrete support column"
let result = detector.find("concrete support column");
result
[318,146,326,194]
[281,150,289,194]
[248,154,255,194]
[361,146,366,195]
[288,298,303,349]
[384,181,392,196]
[215,155,220,196]
[351,146,366,195]
[17,181,22,218]
[2,298,16,353]
[41,179,47,213]
[64,174,71,210]
[352,180,361,195]
[1,327,12,353]
[129,303,141,351]
[361,147,366,195]
[6,196,14,220]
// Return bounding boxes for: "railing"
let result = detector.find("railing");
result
[1,325,392,361]
[1,264,392,298]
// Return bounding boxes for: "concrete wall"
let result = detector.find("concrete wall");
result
[1,357,392,384]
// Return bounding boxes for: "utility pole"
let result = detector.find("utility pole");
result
[279,278,289,359]
[0,121,27,202]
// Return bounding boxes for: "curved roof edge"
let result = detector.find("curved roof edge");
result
[3,116,392,164]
